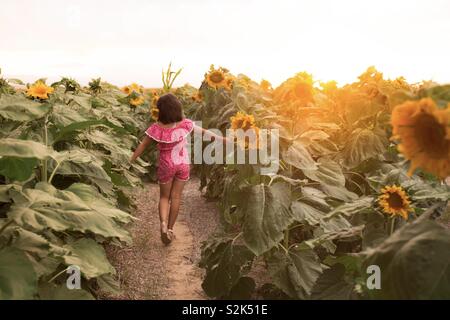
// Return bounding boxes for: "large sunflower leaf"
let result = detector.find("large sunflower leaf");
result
[364,218,450,299]
[342,128,388,169]
[0,247,38,299]
[303,157,345,187]
[38,283,95,300]
[239,183,294,255]
[0,138,57,160]
[0,94,50,121]
[8,182,132,243]
[282,141,317,171]
[0,157,38,181]
[63,238,115,279]
[266,246,323,299]
[201,240,254,298]
[310,263,357,300]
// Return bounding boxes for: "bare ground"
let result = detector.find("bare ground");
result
[101,177,220,300]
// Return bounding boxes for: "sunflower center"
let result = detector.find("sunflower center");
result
[414,113,448,158]
[35,87,48,95]
[210,72,225,83]
[387,192,404,210]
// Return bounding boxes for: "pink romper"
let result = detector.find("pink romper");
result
[145,118,194,184]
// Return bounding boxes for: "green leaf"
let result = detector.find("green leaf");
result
[96,274,121,295]
[201,239,254,298]
[342,128,388,169]
[0,94,50,121]
[0,138,57,160]
[0,157,38,181]
[224,276,256,300]
[239,183,294,255]
[38,283,95,300]
[325,196,374,219]
[282,141,317,171]
[0,247,38,299]
[8,182,132,243]
[364,218,450,299]
[64,238,115,279]
[303,157,345,187]
[267,246,323,299]
[310,263,357,300]
[291,201,325,226]
[53,119,128,143]
[50,149,111,182]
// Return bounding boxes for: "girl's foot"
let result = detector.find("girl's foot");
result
[167,229,176,241]
[160,222,171,245]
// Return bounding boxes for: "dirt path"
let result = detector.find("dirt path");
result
[100,177,219,300]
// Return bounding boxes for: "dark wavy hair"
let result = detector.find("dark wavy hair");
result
[156,93,183,124]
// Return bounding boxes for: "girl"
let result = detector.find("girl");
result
[130,93,227,245]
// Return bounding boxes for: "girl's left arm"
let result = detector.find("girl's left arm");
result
[130,135,153,162]
[193,124,231,143]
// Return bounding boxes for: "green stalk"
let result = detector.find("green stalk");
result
[283,119,295,250]
[389,217,396,235]
[48,161,61,184]
[41,115,49,182]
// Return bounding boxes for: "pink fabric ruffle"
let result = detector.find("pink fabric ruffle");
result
[145,118,194,144]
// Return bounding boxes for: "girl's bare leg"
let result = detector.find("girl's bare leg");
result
[168,179,186,230]
[159,180,173,236]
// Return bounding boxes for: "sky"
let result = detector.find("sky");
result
[1,0,450,88]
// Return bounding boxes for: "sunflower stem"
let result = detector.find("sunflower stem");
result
[389,217,396,235]
[41,115,49,183]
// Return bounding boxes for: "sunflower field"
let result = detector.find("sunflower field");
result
[0,64,449,300]
[0,72,155,299]
[189,65,450,300]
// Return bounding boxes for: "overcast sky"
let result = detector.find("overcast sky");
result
[1,0,449,87]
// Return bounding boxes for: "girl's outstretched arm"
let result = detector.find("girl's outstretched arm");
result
[130,136,153,162]
[193,124,231,143]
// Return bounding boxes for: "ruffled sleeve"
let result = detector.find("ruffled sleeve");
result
[145,118,194,143]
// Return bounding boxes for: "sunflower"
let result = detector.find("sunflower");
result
[122,83,143,95]
[130,95,145,107]
[26,81,54,100]
[192,91,203,102]
[230,112,260,149]
[378,185,413,220]
[391,98,450,179]
[151,95,159,108]
[150,107,159,121]
[122,86,131,95]
[205,65,228,89]
[260,79,272,91]
[273,72,314,105]
[230,112,256,130]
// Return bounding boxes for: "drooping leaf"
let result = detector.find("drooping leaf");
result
[38,283,95,300]
[266,246,323,299]
[282,141,317,171]
[364,218,450,299]
[342,128,388,169]
[0,247,38,299]
[310,263,357,300]
[8,182,132,243]
[303,157,345,187]
[239,183,294,255]
[0,157,38,181]
[0,94,50,121]
[64,238,115,279]
[200,239,254,298]
[0,138,57,160]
